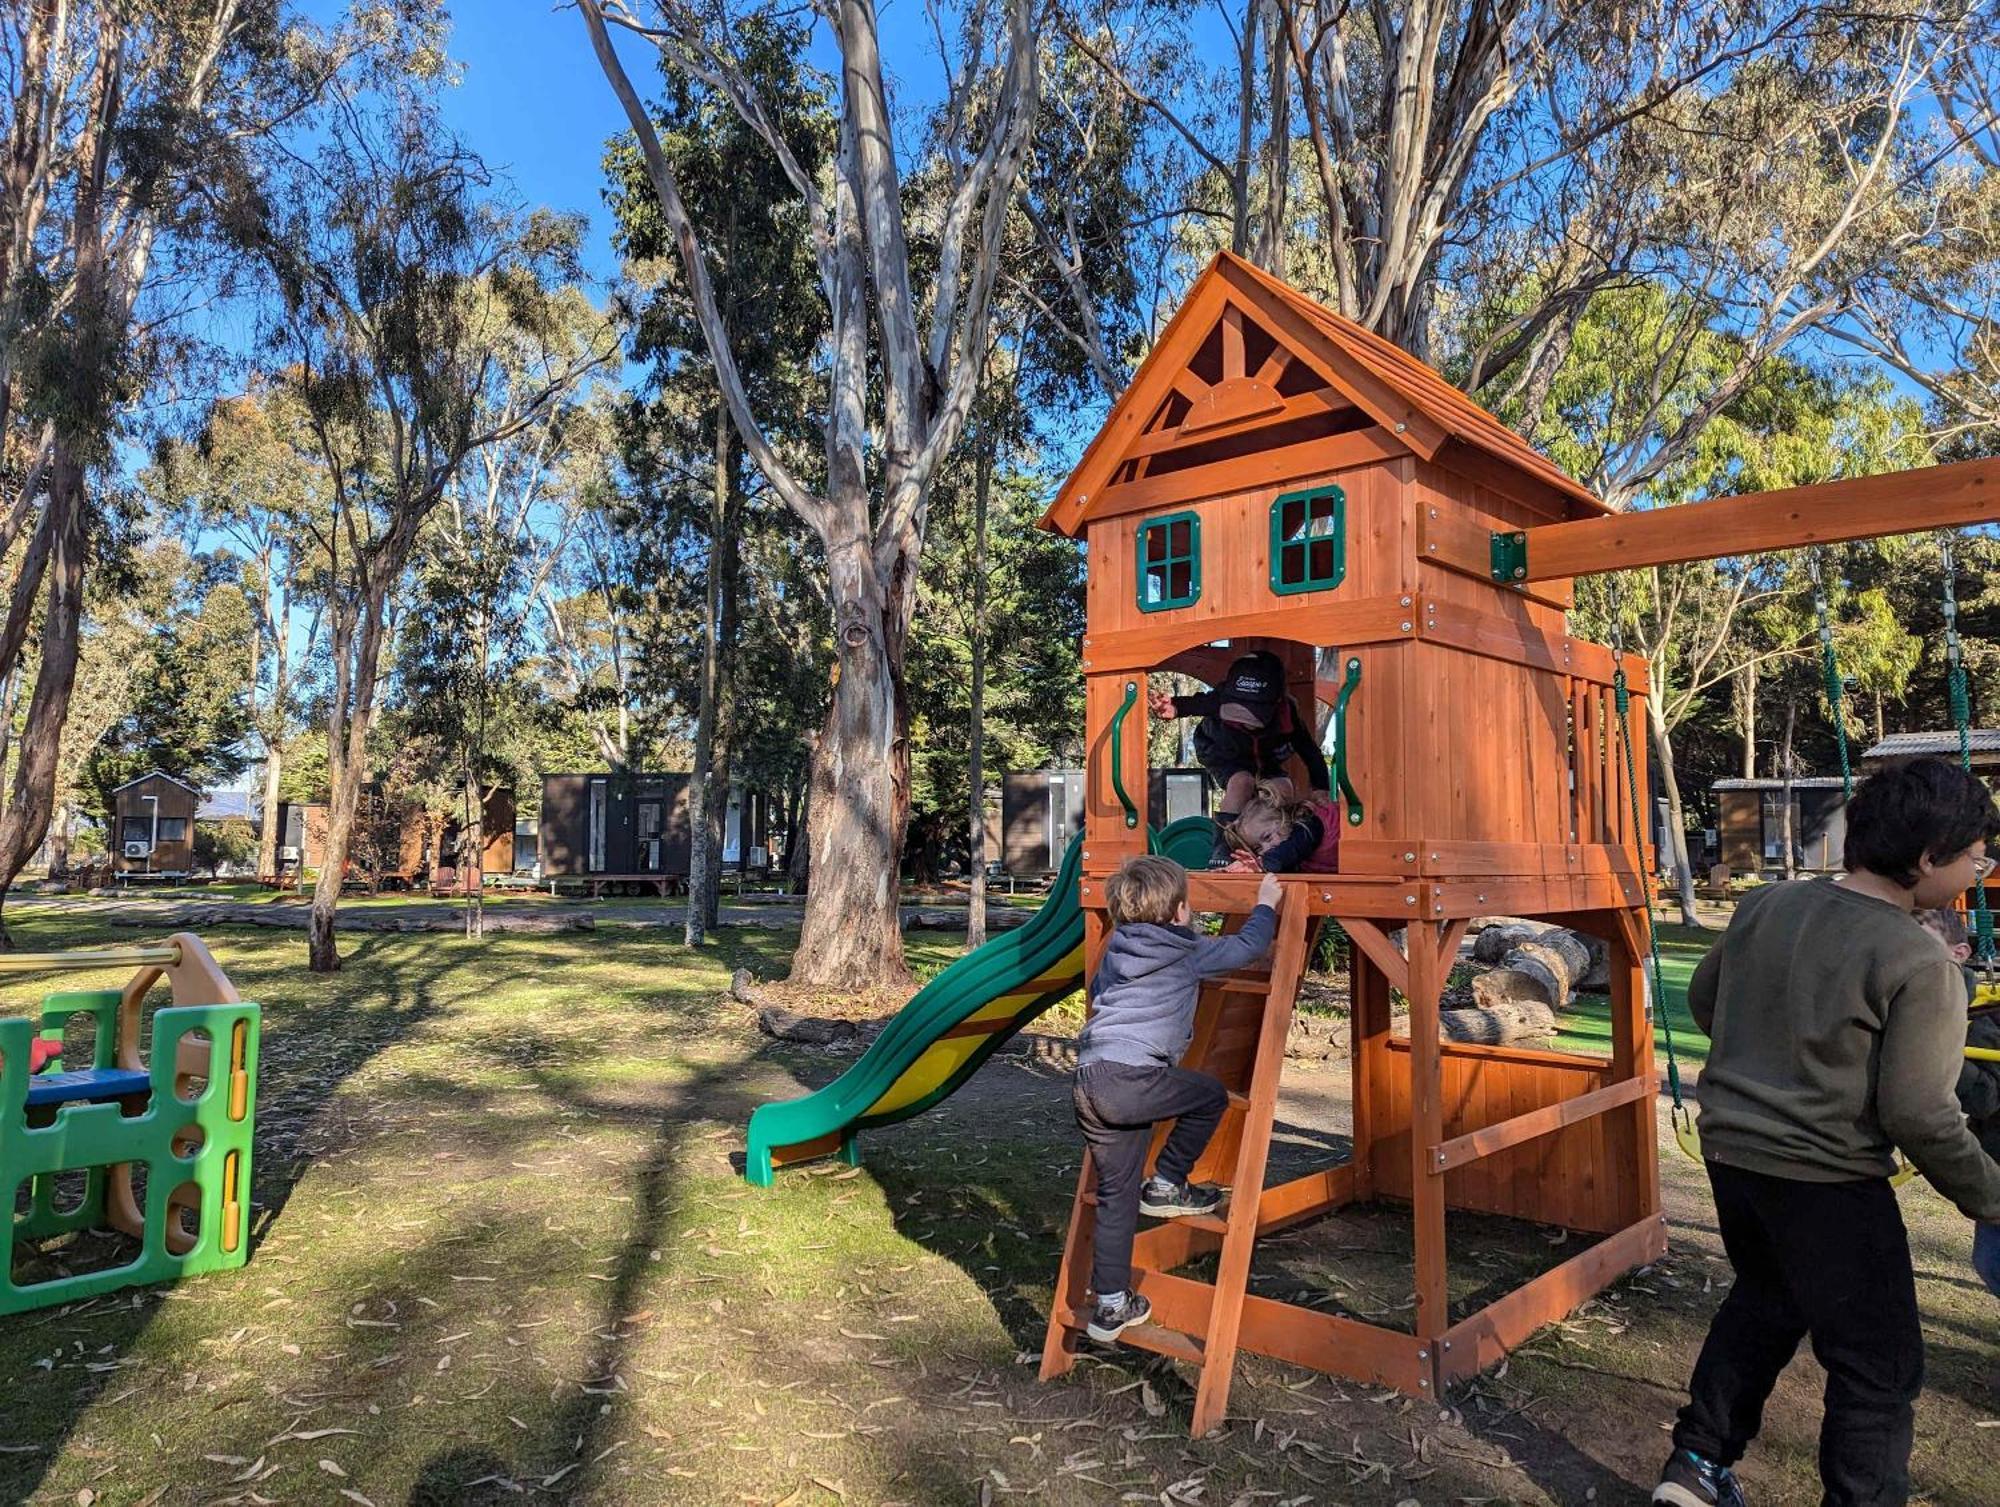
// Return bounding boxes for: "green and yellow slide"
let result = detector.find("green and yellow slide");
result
[744,818,1214,1185]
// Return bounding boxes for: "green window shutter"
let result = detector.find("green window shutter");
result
[1269,485,1346,595]
[1136,511,1201,612]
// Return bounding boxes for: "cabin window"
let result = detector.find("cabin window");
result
[156,817,187,842]
[121,819,152,846]
[1136,511,1200,612]
[1269,485,1346,595]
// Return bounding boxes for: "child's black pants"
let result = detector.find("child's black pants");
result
[1674,1160,1922,1506]
[1072,1062,1226,1295]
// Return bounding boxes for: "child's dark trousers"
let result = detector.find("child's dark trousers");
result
[1072,1062,1226,1295]
[1674,1160,1923,1506]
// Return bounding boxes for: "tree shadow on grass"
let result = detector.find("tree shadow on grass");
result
[0,926,459,1503]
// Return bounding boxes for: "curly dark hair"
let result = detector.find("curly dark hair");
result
[1842,757,2000,886]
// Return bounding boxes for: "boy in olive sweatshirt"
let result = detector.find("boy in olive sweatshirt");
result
[1655,758,2000,1507]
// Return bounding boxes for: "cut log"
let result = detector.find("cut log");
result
[1471,930,1594,1013]
[1471,919,1560,964]
[1439,999,1558,1045]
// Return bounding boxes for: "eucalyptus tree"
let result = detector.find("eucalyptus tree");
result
[579,0,1039,988]
[259,95,605,972]
[0,0,383,938]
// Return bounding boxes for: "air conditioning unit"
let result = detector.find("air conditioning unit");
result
[123,842,150,859]
[278,846,300,862]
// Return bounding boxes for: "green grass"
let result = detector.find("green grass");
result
[6,904,2000,1506]
[1553,921,1712,1070]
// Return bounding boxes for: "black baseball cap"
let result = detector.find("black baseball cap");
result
[1219,651,1284,718]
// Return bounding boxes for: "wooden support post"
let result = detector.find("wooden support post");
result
[1406,919,1467,1354]
[1406,919,1447,1348]
[1611,908,1663,1224]
[1349,940,1392,1202]
[1189,899,1309,1436]
[1039,1154,1099,1381]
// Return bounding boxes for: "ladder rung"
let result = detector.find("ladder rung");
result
[1119,1323,1207,1364]
[1058,1308,1207,1364]
[1079,1190,1233,1232]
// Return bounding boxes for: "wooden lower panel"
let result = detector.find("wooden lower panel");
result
[1237,1292,1433,1395]
[1372,1039,1632,1232]
[1435,1214,1669,1386]
[1434,1075,1652,1173]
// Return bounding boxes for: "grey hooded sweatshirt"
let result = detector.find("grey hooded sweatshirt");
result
[1076,905,1278,1070]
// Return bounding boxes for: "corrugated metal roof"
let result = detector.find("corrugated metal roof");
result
[1863,730,2000,759]
[1711,778,1853,791]
[110,770,200,795]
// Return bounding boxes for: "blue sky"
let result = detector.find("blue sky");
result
[425,5,638,282]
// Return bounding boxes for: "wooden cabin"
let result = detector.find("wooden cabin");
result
[1711,776,1848,875]
[112,772,200,876]
[1036,253,1664,1422]
[998,767,1211,875]
[539,773,770,889]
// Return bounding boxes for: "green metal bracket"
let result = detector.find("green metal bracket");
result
[1489,529,1528,583]
[1108,680,1140,828]
[1332,657,1364,826]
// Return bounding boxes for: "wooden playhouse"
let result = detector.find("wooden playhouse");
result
[1034,251,2000,1432]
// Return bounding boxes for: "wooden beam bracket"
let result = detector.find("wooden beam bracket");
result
[1489,527,1528,584]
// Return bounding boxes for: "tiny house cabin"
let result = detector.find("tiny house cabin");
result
[998,767,1212,875]
[1711,776,1848,875]
[111,773,199,876]
[539,773,770,885]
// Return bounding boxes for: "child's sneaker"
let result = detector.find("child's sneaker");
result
[1652,1449,1746,1507]
[1140,1177,1224,1219]
[1086,1290,1151,1343]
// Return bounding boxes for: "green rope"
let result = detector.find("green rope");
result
[1941,540,1996,964]
[1807,550,1853,802]
[1612,654,1687,1121]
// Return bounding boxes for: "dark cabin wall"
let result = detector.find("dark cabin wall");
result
[114,776,199,873]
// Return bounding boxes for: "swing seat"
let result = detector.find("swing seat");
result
[22,1067,154,1109]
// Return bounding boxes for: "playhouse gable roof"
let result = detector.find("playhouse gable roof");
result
[1040,252,1606,537]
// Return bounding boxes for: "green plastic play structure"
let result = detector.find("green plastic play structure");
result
[2,933,260,1315]
[745,817,1215,1185]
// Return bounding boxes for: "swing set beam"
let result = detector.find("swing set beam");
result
[1492,456,2000,584]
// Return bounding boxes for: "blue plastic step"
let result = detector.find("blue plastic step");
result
[23,1067,154,1109]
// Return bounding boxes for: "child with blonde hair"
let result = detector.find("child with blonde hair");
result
[1072,854,1281,1342]
[1220,779,1340,874]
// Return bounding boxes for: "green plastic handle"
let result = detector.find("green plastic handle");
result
[1109,680,1140,829]
[1333,657,1363,826]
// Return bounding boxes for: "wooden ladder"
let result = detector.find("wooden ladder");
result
[1039,895,1314,1435]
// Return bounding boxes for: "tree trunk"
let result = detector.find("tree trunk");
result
[1780,697,1798,882]
[49,804,71,876]
[1740,661,1757,779]
[462,775,485,940]
[0,456,87,946]
[258,743,283,882]
[1647,693,1703,928]
[787,559,911,990]
[966,434,992,953]
[309,575,393,974]
[704,426,744,933]
[684,406,728,947]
